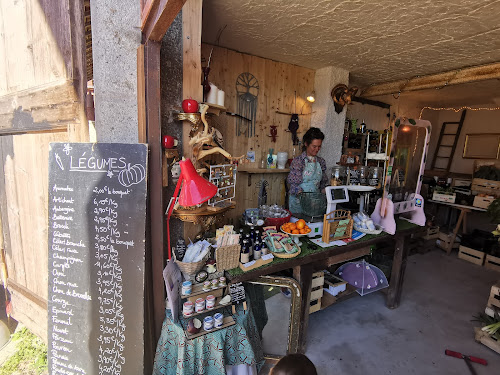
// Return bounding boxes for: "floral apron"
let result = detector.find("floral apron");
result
[289,157,322,214]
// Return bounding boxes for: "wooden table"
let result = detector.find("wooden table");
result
[226,220,419,353]
[428,200,486,255]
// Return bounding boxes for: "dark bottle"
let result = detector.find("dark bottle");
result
[241,240,250,263]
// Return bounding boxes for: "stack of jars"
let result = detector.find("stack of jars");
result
[332,166,384,188]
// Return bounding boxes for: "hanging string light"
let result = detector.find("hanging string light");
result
[419,106,500,119]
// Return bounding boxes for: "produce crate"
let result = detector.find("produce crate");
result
[309,271,324,314]
[324,275,347,297]
[485,255,500,273]
[485,282,500,317]
[471,178,500,197]
[423,226,439,240]
[432,192,456,203]
[458,245,485,266]
[436,231,460,251]
[473,195,495,209]
[474,327,500,355]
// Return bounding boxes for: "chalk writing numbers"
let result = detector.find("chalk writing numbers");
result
[48,143,147,375]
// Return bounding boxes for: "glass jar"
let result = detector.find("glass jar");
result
[330,166,345,186]
[359,166,369,185]
[349,167,360,185]
[369,167,383,188]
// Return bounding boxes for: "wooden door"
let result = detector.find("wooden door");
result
[0,0,88,340]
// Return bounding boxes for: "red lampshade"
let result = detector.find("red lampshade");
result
[178,159,218,207]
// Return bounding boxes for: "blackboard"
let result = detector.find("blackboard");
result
[47,143,147,375]
[229,282,246,305]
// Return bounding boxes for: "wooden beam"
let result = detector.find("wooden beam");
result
[142,0,187,42]
[137,45,147,143]
[182,0,203,241]
[144,40,165,343]
[361,62,500,97]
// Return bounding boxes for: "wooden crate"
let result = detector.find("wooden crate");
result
[485,255,500,273]
[436,232,460,250]
[423,226,439,240]
[309,271,324,314]
[458,245,485,266]
[471,178,500,197]
[322,210,353,244]
[473,196,495,209]
[474,327,500,355]
[485,282,500,318]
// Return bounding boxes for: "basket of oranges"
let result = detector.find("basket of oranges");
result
[281,219,311,236]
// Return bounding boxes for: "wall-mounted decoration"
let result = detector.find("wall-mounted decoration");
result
[463,133,500,159]
[236,72,259,137]
[331,84,358,114]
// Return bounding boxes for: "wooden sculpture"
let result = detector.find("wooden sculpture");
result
[190,104,244,174]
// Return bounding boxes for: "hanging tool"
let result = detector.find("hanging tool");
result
[444,349,487,375]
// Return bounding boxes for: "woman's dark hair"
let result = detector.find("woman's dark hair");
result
[270,353,317,375]
[302,127,325,151]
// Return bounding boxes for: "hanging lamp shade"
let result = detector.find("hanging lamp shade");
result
[178,159,218,207]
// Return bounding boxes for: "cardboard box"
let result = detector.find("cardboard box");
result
[473,195,495,209]
[432,192,456,204]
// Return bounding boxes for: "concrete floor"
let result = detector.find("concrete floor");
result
[302,249,500,374]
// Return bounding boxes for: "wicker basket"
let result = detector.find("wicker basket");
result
[175,252,209,277]
[215,244,241,271]
[272,248,301,259]
[322,210,353,243]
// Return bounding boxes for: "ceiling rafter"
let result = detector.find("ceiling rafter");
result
[361,63,500,98]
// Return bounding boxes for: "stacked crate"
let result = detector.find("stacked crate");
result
[475,282,500,355]
[309,271,324,314]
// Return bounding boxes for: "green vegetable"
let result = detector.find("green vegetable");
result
[472,311,500,340]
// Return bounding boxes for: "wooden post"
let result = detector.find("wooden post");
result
[386,235,409,309]
[446,208,468,255]
[182,0,203,241]
[293,263,313,353]
[144,40,165,343]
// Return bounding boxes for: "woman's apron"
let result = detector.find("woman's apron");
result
[289,157,322,214]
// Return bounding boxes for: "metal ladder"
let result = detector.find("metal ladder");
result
[430,110,467,172]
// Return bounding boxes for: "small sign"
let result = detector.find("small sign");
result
[175,238,187,261]
[229,282,246,305]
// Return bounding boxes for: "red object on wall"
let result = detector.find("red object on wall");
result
[182,98,199,113]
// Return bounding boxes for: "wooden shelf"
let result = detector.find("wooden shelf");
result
[201,102,227,115]
[237,167,290,186]
[181,282,227,299]
[182,296,230,318]
[237,167,289,174]
[173,204,235,226]
[185,316,236,340]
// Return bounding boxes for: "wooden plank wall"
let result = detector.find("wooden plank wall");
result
[199,44,315,221]
[0,0,87,340]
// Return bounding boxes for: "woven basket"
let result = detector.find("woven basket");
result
[271,248,301,259]
[215,244,240,271]
[175,252,209,277]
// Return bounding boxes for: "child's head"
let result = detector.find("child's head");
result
[270,353,317,375]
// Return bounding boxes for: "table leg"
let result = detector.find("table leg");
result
[446,209,466,255]
[462,211,467,234]
[292,263,313,354]
[387,234,409,309]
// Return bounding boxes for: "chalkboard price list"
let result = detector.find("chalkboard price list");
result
[48,143,147,375]
[93,194,127,374]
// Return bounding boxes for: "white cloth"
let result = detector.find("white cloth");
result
[225,364,258,375]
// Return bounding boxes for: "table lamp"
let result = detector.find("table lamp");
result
[166,158,218,259]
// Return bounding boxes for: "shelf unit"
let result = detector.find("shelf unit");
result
[237,167,290,187]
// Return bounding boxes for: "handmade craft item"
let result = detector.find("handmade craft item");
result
[236,72,259,137]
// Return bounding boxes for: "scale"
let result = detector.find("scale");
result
[290,186,351,238]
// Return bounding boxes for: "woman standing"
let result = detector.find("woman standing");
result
[287,127,328,214]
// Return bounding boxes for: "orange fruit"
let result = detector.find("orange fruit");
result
[292,229,300,234]
[299,229,306,234]
[296,220,305,230]
[289,223,297,231]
